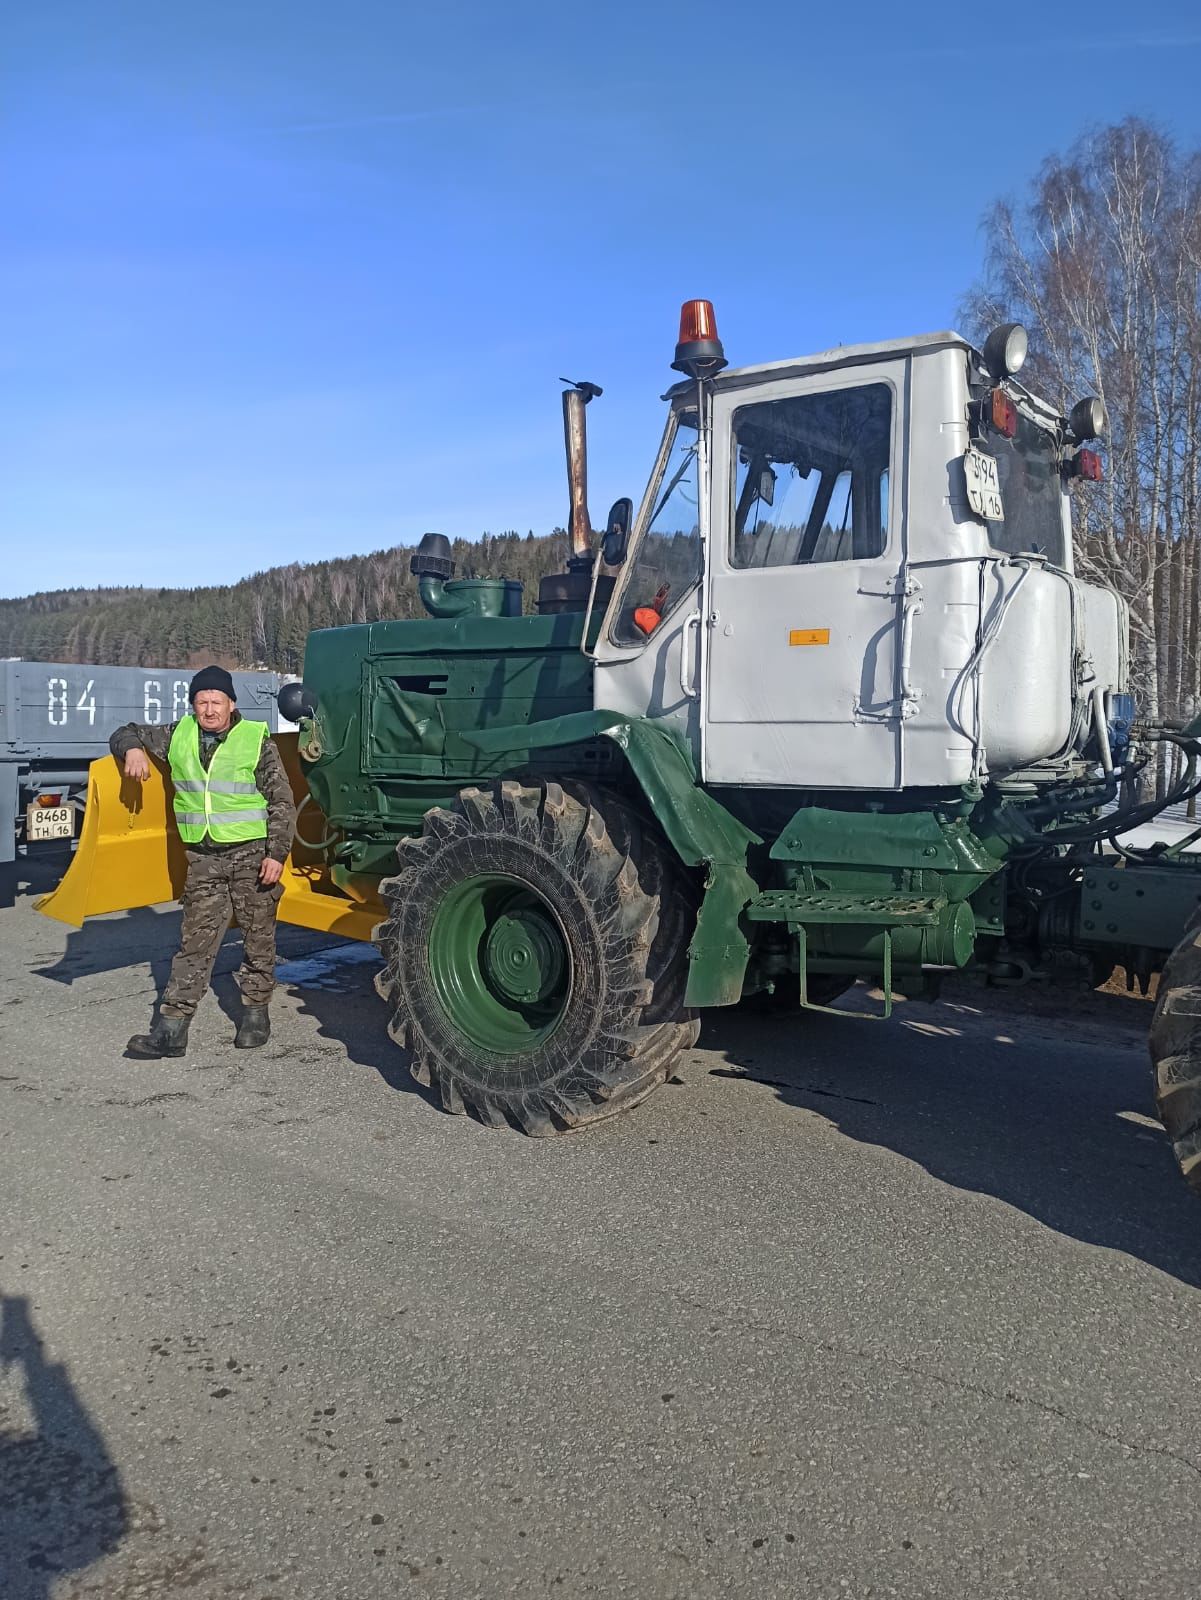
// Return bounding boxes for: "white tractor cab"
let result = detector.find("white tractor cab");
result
[593,304,1123,798]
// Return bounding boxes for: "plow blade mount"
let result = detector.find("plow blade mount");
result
[35,734,385,942]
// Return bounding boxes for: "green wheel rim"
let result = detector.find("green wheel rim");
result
[428,873,573,1055]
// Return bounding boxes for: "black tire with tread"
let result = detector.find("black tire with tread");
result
[1150,902,1201,1194]
[376,779,699,1134]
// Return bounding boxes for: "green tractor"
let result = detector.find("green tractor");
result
[52,302,1200,1186]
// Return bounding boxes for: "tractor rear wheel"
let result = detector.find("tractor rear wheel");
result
[1150,903,1201,1194]
[376,779,699,1133]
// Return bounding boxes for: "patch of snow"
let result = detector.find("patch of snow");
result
[277,941,381,989]
[1112,815,1201,853]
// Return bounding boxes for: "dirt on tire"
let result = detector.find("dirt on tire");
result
[1150,903,1201,1194]
[376,779,699,1134]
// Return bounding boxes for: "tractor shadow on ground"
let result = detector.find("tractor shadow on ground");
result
[704,979,1201,1289]
[279,942,439,1112]
[286,946,1201,1283]
[0,1293,128,1599]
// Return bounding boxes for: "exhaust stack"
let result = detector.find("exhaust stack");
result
[562,379,601,565]
[539,379,613,614]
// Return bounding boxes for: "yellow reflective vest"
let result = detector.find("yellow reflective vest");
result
[167,715,269,845]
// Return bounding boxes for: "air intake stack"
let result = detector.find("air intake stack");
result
[410,533,522,620]
[537,379,616,615]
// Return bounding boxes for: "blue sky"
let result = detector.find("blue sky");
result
[4,0,1201,597]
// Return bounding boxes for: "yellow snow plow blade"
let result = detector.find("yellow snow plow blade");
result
[35,734,384,942]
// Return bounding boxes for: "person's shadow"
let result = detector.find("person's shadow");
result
[33,904,184,987]
[0,1294,128,1599]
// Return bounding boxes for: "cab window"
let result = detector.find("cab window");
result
[731,383,891,568]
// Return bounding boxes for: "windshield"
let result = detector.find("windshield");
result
[611,410,702,646]
[983,406,1067,565]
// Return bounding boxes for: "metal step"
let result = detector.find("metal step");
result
[746,890,946,926]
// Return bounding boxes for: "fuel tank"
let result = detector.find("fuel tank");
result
[977,561,1127,775]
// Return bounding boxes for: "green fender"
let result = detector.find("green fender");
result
[461,710,760,1006]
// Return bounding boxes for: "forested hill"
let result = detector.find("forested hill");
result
[0,531,571,673]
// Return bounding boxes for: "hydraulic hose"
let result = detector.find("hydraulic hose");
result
[1032,731,1201,847]
[293,792,341,854]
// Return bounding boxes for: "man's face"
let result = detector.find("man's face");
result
[193,691,234,733]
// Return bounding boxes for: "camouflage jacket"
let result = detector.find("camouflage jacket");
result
[109,713,296,863]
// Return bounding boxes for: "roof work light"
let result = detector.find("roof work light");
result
[1069,396,1108,441]
[982,323,1028,380]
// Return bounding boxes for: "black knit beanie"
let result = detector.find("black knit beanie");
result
[188,665,237,703]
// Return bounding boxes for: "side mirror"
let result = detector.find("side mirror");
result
[602,498,634,567]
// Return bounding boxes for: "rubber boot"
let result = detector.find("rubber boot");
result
[235,1005,270,1050]
[126,1014,190,1060]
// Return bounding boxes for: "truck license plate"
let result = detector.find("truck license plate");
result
[964,445,1004,521]
[27,803,74,841]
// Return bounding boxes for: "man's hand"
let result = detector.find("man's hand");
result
[259,857,284,887]
[123,748,151,781]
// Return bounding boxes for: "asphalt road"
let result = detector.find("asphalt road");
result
[2,860,1200,1599]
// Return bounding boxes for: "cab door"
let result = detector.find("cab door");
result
[702,361,907,790]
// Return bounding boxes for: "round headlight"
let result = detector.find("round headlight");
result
[277,681,316,722]
[982,323,1028,379]
[1069,396,1107,441]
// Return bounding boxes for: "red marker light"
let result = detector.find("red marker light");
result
[1074,448,1104,481]
[990,388,1018,438]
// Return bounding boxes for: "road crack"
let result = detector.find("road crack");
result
[674,1293,1201,1479]
[709,1067,879,1107]
[101,1091,198,1109]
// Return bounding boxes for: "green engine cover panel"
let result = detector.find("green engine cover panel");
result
[301,609,763,1006]
[362,612,598,778]
[300,612,612,869]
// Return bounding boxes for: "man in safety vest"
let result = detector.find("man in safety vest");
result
[109,665,297,1059]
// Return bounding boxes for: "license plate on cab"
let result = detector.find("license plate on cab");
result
[27,803,74,841]
[964,445,1004,521]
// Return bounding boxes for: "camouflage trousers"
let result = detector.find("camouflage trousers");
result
[160,842,284,1019]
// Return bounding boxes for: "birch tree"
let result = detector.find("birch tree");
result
[964,118,1201,788]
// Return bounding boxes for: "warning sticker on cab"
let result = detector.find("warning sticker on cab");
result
[788,628,830,646]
